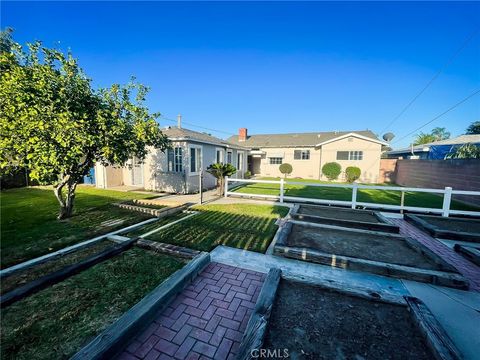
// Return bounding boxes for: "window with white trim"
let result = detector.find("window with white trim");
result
[189,146,202,174]
[227,150,233,165]
[269,157,283,165]
[294,149,310,160]
[167,147,183,172]
[336,151,363,161]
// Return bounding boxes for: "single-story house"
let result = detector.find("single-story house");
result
[95,121,248,193]
[385,135,480,160]
[227,128,387,183]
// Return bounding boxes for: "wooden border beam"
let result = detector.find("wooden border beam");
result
[1,238,138,308]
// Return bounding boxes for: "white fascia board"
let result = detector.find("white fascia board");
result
[315,133,389,147]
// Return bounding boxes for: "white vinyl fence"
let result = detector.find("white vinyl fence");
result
[224,177,480,217]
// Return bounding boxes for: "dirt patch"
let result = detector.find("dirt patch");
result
[287,224,443,271]
[420,215,480,233]
[1,240,114,295]
[297,205,381,223]
[264,281,431,360]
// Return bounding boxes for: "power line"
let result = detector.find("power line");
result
[380,28,479,134]
[159,115,235,137]
[391,89,480,145]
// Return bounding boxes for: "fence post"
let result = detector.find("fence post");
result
[199,170,203,204]
[442,187,452,217]
[400,191,405,214]
[279,178,284,203]
[224,176,229,198]
[351,182,358,209]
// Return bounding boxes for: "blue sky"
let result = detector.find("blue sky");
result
[2,1,479,148]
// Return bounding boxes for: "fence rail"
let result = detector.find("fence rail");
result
[224,177,480,217]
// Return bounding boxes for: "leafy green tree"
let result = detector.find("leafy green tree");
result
[206,163,237,196]
[431,127,450,141]
[413,132,437,145]
[466,121,480,135]
[446,144,480,159]
[279,163,293,178]
[0,33,170,219]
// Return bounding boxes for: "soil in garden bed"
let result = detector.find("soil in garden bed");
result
[0,240,114,295]
[417,215,480,233]
[287,224,443,271]
[0,248,185,360]
[263,280,431,360]
[297,205,382,223]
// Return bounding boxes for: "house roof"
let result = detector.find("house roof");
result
[387,134,480,155]
[162,126,247,149]
[226,130,383,148]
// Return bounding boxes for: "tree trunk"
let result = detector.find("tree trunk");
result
[54,179,77,220]
[219,177,224,196]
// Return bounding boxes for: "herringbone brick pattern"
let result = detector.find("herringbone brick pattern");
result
[116,262,265,360]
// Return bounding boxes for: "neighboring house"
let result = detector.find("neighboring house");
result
[227,128,387,183]
[95,121,248,193]
[385,135,480,160]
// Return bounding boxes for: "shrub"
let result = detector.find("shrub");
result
[244,170,252,179]
[322,162,341,180]
[279,163,293,178]
[345,166,361,183]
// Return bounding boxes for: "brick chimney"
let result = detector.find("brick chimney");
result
[239,128,248,142]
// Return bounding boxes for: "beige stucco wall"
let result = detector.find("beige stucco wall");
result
[320,137,382,183]
[258,147,320,179]
[254,137,382,183]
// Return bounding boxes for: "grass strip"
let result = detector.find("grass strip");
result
[0,240,113,295]
[0,186,154,269]
[144,204,289,253]
[1,248,185,360]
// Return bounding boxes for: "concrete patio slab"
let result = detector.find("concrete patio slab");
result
[403,280,480,360]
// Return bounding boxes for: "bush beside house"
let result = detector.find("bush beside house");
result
[345,166,361,183]
[279,163,293,178]
[322,162,341,180]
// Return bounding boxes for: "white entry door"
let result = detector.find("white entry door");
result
[131,157,144,186]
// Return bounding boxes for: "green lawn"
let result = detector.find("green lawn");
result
[0,186,155,269]
[142,203,289,253]
[232,177,478,212]
[1,248,184,360]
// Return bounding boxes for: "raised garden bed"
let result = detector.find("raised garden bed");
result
[0,248,186,360]
[0,239,113,295]
[260,279,460,360]
[291,204,399,233]
[454,244,480,266]
[405,214,480,243]
[123,200,166,209]
[142,204,289,253]
[274,221,468,289]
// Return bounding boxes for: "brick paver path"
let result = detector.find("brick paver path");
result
[117,262,266,360]
[390,218,480,291]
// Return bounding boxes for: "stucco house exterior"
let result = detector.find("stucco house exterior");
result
[95,124,248,193]
[227,128,387,183]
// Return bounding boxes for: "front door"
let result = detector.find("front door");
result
[131,157,144,186]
